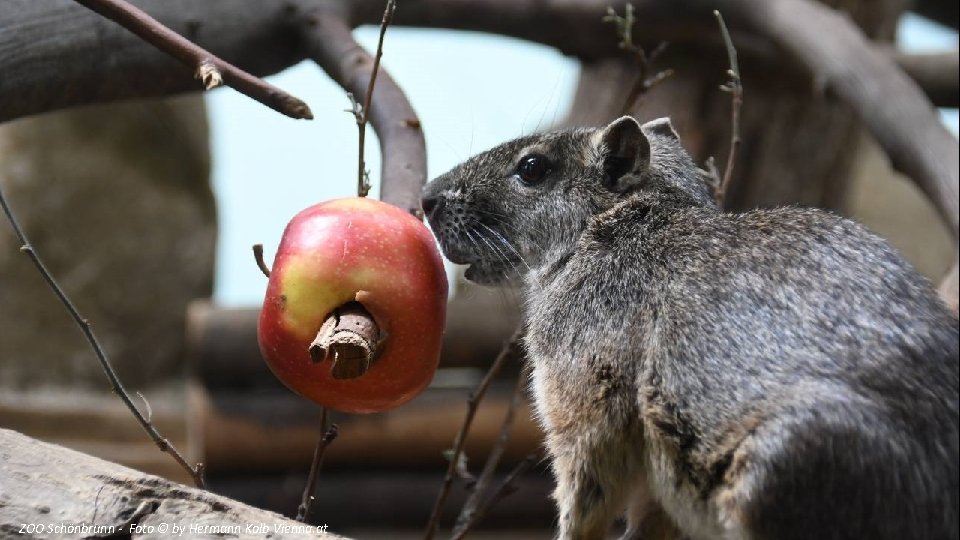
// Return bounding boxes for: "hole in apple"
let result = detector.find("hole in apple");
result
[308,301,383,380]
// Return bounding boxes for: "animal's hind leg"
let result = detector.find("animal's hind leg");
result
[551,449,630,540]
[711,408,932,540]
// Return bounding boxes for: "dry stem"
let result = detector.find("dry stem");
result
[296,408,339,522]
[450,451,542,540]
[603,4,674,115]
[252,244,271,278]
[0,184,205,488]
[353,0,397,197]
[452,364,527,537]
[69,0,312,120]
[423,327,523,540]
[712,10,743,207]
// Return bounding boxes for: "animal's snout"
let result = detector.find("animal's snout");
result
[420,193,444,218]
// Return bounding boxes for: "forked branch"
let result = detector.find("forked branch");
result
[423,328,524,540]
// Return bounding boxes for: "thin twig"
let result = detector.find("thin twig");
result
[603,4,674,114]
[296,408,339,522]
[252,243,271,278]
[135,391,153,423]
[0,184,206,488]
[450,451,541,540]
[352,0,397,197]
[452,364,527,537]
[712,10,743,208]
[69,0,312,120]
[423,328,524,540]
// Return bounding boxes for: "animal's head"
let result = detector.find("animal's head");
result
[421,116,713,285]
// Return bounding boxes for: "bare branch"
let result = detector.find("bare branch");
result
[452,365,527,537]
[423,328,524,540]
[713,10,743,207]
[303,9,426,214]
[451,451,542,540]
[296,409,339,522]
[353,0,398,197]
[69,0,312,119]
[603,4,674,115]
[0,184,205,488]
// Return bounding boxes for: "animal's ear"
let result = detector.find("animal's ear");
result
[597,116,650,192]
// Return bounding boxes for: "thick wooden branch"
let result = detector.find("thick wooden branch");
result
[0,428,345,539]
[890,50,959,108]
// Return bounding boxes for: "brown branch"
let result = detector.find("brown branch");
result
[602,4,674,115]
[423,328,524,540]
[296,408,339,522]
[0,184,205,488]
[451,451,542,540]
[69,0,312,120]
[352,0,397,197]
[712,10,743,208]
[452,365,527,537]
[302,8,426,214]
[889,49,959,108]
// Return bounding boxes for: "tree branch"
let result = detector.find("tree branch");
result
[712,10,743,208]
[69,0,311,119]
[889,49,959,108]
[296,409,339,522]
[302,8,426,215]
[423,328,524,540]
[452,366,527,537]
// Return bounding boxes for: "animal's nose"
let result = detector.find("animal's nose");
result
[420,194,444,217]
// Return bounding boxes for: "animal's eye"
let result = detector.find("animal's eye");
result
[515,154,551,185]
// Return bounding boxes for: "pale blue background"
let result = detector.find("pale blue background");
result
[207,14,958,306]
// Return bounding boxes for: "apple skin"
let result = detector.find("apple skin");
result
[258,197,448,413]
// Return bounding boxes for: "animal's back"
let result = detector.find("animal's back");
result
[566,192,959,539]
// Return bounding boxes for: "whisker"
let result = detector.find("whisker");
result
[477,222,531,272]
[472,226,519,278]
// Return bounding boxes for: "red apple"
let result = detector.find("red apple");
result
[258,197,447,413]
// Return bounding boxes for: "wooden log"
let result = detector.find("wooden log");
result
[209,469,555,531]
[193,382,542,474]
[0,428,346,539]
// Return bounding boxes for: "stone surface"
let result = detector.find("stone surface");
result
[0,95,215,389]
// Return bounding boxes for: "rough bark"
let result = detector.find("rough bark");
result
[0,428,346,539]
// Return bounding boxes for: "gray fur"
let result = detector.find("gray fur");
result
[421,116,959,540]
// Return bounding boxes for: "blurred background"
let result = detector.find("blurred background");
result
[0,4,956,539]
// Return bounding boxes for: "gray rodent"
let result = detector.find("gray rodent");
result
[420,116,959,540]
